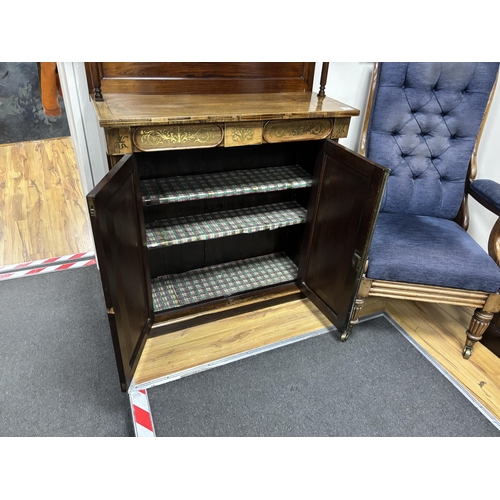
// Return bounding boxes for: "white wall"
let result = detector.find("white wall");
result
[314,62,500,252]
[473,83,500,250]
[57,62,108,194]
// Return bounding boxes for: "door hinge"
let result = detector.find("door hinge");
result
[88,200,96,217]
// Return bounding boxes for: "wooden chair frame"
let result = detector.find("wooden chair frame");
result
[349,63,500,359]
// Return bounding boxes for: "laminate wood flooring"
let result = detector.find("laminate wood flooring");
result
[0,137,93,266]
[136,297,500,423]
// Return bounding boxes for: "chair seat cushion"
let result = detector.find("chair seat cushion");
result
[366,213,500,293]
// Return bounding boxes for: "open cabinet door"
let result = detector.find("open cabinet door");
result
[299,140,389,334]
[87,154,153,392]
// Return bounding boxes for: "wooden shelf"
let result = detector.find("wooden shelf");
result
[141,165,312,205]
[145,201,307,248]
[151,252,298,312]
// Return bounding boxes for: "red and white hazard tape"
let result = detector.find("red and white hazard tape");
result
[0,251,95,273]
[129,389,156,437]
[0,252,96,281]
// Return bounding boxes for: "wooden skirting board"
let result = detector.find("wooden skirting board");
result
[134,295,500,423]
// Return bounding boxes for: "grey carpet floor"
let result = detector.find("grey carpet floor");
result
[2,264,499,437]
[0,266,133,437]
[147,316,500,437]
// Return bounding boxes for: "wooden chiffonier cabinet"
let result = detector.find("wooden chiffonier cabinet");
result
[84,63,389,392]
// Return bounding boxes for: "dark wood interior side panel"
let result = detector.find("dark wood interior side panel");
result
[87,155,153,391]
[90,62,315,95]
[299,140,388,332]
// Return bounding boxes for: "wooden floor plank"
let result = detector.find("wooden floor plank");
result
[0,138,93,266]
[24,141,49,259]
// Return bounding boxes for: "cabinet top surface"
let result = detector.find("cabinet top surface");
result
[93,92,360,128]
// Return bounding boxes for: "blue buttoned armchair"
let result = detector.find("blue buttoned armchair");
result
[344,62,500,359]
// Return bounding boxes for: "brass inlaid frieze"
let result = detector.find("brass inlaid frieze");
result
[133,124,223,151]
[225,122,262,147]
[263,119,332,143]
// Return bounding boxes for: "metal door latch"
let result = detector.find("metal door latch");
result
[351,250,362,271]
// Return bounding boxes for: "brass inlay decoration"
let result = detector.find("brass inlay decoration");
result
[263,119,332,143]
[331,117,351,139]
[115,134,129,150]
[232,127,255,142]
[133,124,223,151]
[105,127,133,155]
[225,122,262,147]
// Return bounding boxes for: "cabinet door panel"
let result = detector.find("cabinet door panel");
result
[87,154,153,392]
[299,140,388,333]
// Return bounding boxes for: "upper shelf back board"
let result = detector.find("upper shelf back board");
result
[85,62,317,99]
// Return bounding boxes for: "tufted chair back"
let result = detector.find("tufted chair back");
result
[364,62,499,220]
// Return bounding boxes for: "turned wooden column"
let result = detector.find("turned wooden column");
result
[318,63,329,98]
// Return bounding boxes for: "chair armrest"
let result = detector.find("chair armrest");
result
[468,179,500,217]
[469,180,500,265]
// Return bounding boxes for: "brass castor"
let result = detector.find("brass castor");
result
[463,345,472,359]
[340,331,350,342]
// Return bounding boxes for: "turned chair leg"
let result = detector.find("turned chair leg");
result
[463,308,494,359]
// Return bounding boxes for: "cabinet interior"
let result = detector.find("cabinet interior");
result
[136,140,324,314]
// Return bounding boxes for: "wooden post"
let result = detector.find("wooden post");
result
[85,62,104,101]
[318,62,329,97]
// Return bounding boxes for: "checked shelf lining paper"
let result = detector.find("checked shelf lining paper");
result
[151,252,298,312]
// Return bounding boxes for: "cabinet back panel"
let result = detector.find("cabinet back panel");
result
[136,140,319,298]
[148,226,304,278]
[142,189,310,223]
[136,142,319,179]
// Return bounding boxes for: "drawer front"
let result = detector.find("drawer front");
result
[263,119,332,143]
[133,124,224,151]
